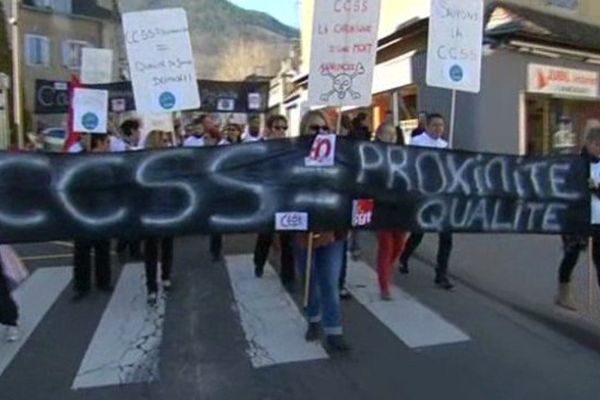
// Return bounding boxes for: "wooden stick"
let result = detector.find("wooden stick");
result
[336,107,343,134]
[588,237,594,311]
[303,233,315,308]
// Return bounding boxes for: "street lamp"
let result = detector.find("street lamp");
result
[11,0,24,149]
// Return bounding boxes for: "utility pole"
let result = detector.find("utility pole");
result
[11,0,24,149]
[0,73,9,149]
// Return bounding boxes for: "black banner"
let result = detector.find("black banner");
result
[0,138,589,243]
[34,79,270,115]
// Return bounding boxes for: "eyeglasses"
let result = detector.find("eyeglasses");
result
[273,125,288,131]
[309,125,329,131]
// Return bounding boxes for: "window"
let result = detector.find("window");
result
[32,0,72,13]
[25,35,50,67]
[62,40,90,69]
[545,0,579,12]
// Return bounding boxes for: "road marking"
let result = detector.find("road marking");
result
[226,255,328,368]
[0,267,72,376]
[21,254,73,261]
[346,260,470,348]
[72,264,166,390]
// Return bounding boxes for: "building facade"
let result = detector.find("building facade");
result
[5,0,121,130]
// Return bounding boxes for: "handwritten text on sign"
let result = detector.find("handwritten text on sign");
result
[122,8,200,113]
[308,0,381,107]
[0,138,589,244]
[426,0,484,93]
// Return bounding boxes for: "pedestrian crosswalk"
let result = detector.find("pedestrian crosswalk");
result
[0,254,471,390]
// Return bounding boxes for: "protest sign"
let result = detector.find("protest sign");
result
[0,138,589,243]
[426,0,484,93]
[81,48,113,84]
[72,88,109,134]
[122,8,200,113]
[308,0,381,107]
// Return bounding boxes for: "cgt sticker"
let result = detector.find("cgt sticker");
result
[275,212,309,231]
[352,199,374,227]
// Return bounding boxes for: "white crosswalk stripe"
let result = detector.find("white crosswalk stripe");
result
[0,267,72,376]
[226,254,329,368]
[346,259,470,348]
[72,264,166,390]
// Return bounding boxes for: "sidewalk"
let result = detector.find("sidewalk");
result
[413,233,600,349]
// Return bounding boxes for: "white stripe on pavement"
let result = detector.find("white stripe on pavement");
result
[346,260,470,348]
[72,264,166,389]
[0,267,72,376]
[226,255,328,368]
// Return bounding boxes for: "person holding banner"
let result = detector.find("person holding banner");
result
[0,260,21,342]
[399,113,455,291]
[556,126,600,310]
[111,119,142,152]
[295,110,350,353]
[375,123,408,300]
[72,135,113,301]
[254,115,295,289]
[184,115,214,147]
[143,130,176,305]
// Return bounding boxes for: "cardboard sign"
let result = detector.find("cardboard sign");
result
[308,0,381,107]
[72,88,109,134]
[352,199,375,227]
[275,212,309,231]
[305,134,337,167]
[122,8,200,113]
[81,48,113,84]
[426,0,484,93]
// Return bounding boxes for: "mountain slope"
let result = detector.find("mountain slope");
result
[118,0,299,80]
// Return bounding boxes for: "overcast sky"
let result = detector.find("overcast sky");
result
[229,0,300,28]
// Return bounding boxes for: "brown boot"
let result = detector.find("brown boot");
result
[555,283,577,311]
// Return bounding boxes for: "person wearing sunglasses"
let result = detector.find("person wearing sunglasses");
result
[254,115,295,290]
[295,110,350,353]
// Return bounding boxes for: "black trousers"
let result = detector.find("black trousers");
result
[0,266,18,327]
[339,240,348,289]
[253,233,295,283]
[144,238,174,293]
[559,234,600,287]
[210,235,223,258]
[116,239,142,258]
[400,233,453,276]
[73,240,111,293]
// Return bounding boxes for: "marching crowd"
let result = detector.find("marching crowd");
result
[1,111,600,354]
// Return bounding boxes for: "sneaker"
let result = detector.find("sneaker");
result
[305,322,321,342]
[162,280,172,291]
[6,326,21,343]
[326,335,351,354]
[435,276,455,291]
[380,292,393,301]
[71,290,90,302]
[147,292,158,306]
[398,261,409,274]
[339,287,352,300]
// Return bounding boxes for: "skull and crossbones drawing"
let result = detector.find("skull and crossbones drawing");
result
[319,63,366,102]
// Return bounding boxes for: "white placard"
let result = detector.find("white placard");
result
[308,0,381,107]
[72,88,109,134]
[122,8,200,113]
[528,64,599,98]
[426,0,484,93]
[142,113,174,134]
[81,48,113,84]
[275,213,309,231]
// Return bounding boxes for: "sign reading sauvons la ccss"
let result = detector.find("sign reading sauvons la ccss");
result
[426,0,484,93]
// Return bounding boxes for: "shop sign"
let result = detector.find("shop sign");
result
[528,64,599,98]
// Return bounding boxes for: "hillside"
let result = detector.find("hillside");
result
[118,0,299,80]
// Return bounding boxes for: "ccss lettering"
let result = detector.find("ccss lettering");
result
[334,0,368,13]
[437,45,477,61]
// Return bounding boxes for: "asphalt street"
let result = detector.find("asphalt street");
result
[0,234,599,400]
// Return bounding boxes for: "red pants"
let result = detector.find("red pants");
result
[377,231,408,295]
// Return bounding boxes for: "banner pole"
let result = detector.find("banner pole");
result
[588,238,594,311]
[336,107,343,134]
[303,233,315,308]
[449,89,457,147]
